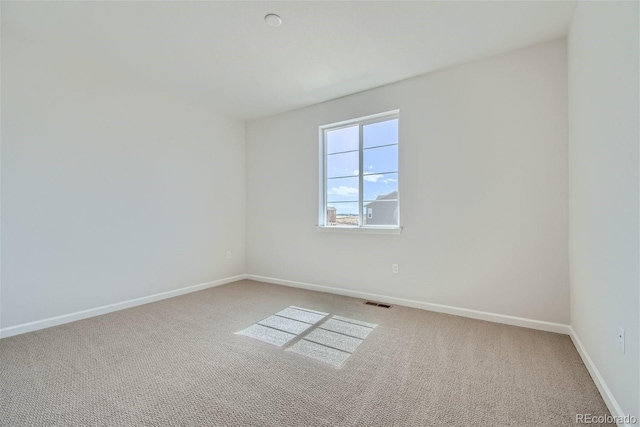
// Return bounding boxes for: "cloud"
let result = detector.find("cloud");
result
[327,186,358,196]
[363,174,384,182]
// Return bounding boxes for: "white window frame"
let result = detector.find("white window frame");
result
[318,110,401,234]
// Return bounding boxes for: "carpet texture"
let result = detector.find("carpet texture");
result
[0,280,613,426]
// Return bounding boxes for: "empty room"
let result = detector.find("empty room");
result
[1,1,638,426]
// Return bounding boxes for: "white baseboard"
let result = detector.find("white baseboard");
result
[246,274,570,335]
[569,327,633,427]
[0,274,248,339]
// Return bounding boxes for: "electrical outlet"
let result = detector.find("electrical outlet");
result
[392,264,399,274]
[618,326,625,354]
[226,250,232,260]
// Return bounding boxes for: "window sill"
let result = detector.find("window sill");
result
[316,226,403,235]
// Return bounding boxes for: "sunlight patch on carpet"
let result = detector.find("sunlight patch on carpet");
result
[319,318,374,339]
[236,306,328,347]
[303,328,363,353]
[287,315,377,368]
[237,309,376,367]
[236,324,296,346]
[258,315,312,335]
[275,307,328,324]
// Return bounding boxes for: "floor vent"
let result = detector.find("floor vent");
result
[364,301,392,309]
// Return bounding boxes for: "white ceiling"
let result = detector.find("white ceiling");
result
[2,1,577,121]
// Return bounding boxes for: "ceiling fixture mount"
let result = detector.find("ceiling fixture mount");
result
[264,13,282,27]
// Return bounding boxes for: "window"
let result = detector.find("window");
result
[319,111,399,230]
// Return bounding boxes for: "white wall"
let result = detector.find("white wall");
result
[246,40,569,325]
[1,34,246,329]
[568,2,639,420]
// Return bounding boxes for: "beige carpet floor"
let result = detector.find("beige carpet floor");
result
[0,279,613,426]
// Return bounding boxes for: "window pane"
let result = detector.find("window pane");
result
[327,151,359,179]
[363,119,398,149]
[326,177,359,203]
[322,112,399,229]
[363,199,398,226]
[326,202,359,227]
[363,173,398,203]
[327,125,359,154]
[363,145,397,175]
